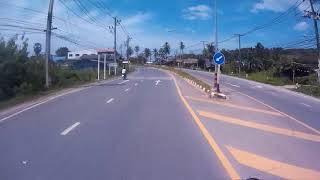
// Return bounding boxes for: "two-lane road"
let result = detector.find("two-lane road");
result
[0,67,227,180]
[183,69,320,132]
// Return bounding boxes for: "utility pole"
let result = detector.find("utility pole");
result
[309,0,320,82]
[235,34,243,76]
[104,53,107,80]
[214,0,220,92]
[113,17,120,75]
[45,0,54,88]
[97,54,100,80]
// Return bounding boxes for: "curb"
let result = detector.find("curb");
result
[210,92,227,99]
[162,69,228,100]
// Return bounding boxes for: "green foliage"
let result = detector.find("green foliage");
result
[55,69,96,86]
[163,42,170,57]
[295,85,320,97]
[0,36,97,102]
[179,41,185,53]
[134,46,140,56]
[295,74,317,85]
[126,46,133,58]
[144,48,151,60]
[247,71,292,86]
[33,43,42,56]
[55,47,69,57]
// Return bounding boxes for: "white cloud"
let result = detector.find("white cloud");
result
[183,5,212,20]
[121,12,152,27]
[294,21,309,31]
[251,0,309,13]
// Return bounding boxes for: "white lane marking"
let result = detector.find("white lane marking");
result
[0,88,87,123]
[155,80,161,86]
[300,103,312,108]
[60,122,81,136]
[253,85,263,89]
[134,83,138,86]
[118,80,129,85]
[125,88,130,92]
[106,98,114,104]
[226,83,240,88]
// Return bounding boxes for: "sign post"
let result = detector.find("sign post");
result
[213,51,225,93]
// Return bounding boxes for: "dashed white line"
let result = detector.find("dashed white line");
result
[226,83,240,88]
[253,85,263,89]
[134,83,138,86]
[60,122,81,136]
[125,88,130,92]
[106,98,114,104]
[300,103,312,108]
[118,80,129,85]
[0,88,87,123]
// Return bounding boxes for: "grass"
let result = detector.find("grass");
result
[246,72,292,86]
[159,66,212,92]
[0,67,135,111]
[295,85,320,97]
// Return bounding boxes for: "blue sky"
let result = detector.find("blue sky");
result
[0,0,316,55]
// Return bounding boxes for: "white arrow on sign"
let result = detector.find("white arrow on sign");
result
[155,80,161,86]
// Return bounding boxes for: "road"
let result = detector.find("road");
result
[1,67,320,179]
[183,69,320,131]
[0,67,227,180]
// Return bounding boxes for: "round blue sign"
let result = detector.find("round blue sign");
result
[213,52,225,65]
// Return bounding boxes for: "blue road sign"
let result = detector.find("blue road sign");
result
[213,52,225,65]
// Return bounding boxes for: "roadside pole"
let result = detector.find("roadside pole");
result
[104,54,106,80]
[97,54,100,80]
[309,0,320,83]
[113,17,118,76]
[45,0,54,88]
[235,34,243,76]
[214,0,220,92]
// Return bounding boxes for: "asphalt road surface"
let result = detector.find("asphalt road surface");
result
[0,67,228,180]
[1,67,320,180]
[183,69,320,132]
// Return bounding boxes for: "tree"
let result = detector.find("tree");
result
[126,46,133,59]
[134,46,140,57]
[203,43,215,60]
[153,48,158,61]
[163,42,170,59]
[55,47,69,57]
[33,43,42,56]
[179,41,185,58]
[159,48,165,62]
[144,48,151,61]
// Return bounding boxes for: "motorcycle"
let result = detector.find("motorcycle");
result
[122,73,127,80]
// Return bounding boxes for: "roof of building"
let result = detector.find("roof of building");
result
[96,48,114,53]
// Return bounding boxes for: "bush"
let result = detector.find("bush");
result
[55,69,97,87]
[295,74,317,85]
[247,71,292,86]
[296,85,320,97]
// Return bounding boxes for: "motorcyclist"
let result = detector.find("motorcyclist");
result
[122,67,127,80]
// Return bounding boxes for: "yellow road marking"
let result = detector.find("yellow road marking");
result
[198,110,320,142]
[226,146,320,179]
[223,86,320,135]
[167,72,240,180]
[185,96,283,117]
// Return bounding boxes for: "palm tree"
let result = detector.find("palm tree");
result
[163,42,170,59]
[144,48,151,62]
[134,46,140,57]
[33,43,42,56]
[153,48,158,62]
[179,41,185,59]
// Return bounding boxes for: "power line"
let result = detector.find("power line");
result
[58,0,107,30]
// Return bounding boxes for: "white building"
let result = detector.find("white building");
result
[68,48,114,60]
